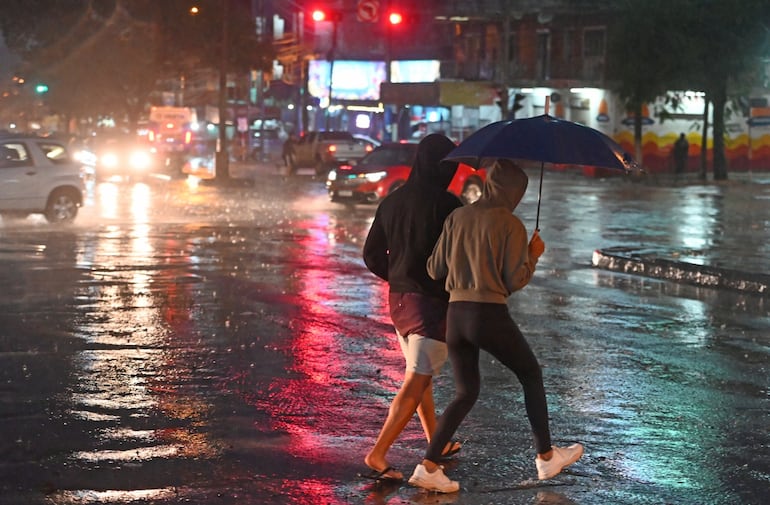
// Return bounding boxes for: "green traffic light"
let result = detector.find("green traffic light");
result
[35,84,49,94]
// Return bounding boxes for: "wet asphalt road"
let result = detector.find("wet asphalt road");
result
[0,167,768,505]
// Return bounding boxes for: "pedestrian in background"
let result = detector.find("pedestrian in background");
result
[408,159,584,493]
[281,133,296,173]
[673,133,689,174]
[361,134,465,482]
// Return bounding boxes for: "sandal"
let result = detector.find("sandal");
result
[359,465,404,482]
[440,440,463,459]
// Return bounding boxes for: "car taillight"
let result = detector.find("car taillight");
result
[365,145,373,152]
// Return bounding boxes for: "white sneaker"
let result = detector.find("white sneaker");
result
[408,464,460,493]
[536,443,584,480]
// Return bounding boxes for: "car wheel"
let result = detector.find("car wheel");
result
[461,177,483,204]
[44,189,80,223]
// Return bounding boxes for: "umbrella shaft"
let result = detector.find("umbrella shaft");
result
[536,162,544,230]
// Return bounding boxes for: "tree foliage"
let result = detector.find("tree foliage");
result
[606,0,698,166]
[0,0,274,130]
[607,0,770,179]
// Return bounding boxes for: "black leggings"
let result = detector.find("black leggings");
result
[425,301,552,462]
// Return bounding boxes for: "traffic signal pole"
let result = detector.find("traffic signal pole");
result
[326,20,338,130]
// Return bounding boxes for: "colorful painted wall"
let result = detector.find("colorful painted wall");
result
[512,87,770,174]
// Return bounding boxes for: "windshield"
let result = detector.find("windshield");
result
[359,144,416,167]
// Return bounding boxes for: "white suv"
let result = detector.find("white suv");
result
[0,134,88,223]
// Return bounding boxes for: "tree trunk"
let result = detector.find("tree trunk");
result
[700,97,709,180]
[634,103,643,168]
[712,82,728,180]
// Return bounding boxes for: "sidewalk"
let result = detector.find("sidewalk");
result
[588,171,770,295]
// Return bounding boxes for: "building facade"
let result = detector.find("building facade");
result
[208,0,769,172]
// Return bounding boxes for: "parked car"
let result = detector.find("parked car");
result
[326,142,485,205]
[290,131,378,175]
[0,133,88,223]
[80,132,159,181]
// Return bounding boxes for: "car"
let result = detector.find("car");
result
[0,133,88,223]
[80,132,159,182]
[352,134,381,152]
[290,131,378,175]
[326,142,485,205]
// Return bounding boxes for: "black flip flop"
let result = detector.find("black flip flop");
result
[358,466,404,483]
[440,440,463,459]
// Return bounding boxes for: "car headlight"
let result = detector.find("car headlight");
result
[101,152,119,169]
[327,169,337,181]
[365,171,387,183]
[129,150,152,170]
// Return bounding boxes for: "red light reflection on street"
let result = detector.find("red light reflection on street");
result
[256,213,399,501]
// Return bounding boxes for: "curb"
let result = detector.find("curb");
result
[592,247,769,295]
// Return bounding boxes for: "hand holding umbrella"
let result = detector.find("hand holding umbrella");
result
[528,230,545,261]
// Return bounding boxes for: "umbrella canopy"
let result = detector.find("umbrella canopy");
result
[445,114,637,171]
[444,114,638,229]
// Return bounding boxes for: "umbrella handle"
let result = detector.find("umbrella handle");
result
[535,162,544,231]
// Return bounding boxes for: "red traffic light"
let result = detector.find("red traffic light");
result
[311,9,326,22]
[388,11,403,25]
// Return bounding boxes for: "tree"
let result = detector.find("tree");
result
[0,0,274,134]
[153,0,275,181]
[608,0,769,180]
[0,1,162,131]
[606,0,696,168]
[686,0,768,180]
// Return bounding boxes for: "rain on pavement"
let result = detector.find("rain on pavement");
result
[0,167,768,505]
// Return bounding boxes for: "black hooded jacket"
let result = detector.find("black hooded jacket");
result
[363,134,463,300]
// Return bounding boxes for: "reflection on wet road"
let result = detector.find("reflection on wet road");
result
[0,173,767,505]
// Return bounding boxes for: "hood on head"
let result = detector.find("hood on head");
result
[480,159,528,211]
[408,134,459,189]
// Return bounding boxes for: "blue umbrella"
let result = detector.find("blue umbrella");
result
[444,114,638,229]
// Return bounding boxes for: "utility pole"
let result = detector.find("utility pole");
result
[216,0,231,181]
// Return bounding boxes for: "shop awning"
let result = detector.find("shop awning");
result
[381,82,441,106]
[380,81,497,107]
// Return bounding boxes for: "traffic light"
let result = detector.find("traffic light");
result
[388,11,403,25]
[35,83,49,94]
[311,9,326,22]
[310,8,341,22]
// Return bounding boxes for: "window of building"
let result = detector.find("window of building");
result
[583,28,605,58]
[536,31,550,80]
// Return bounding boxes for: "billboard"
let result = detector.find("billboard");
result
[308,60,386,101]
[390,60,441,83]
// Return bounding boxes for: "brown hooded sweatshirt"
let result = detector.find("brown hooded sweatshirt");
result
[427,160,536,304]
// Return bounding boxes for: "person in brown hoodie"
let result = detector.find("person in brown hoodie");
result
[408,159,584,493]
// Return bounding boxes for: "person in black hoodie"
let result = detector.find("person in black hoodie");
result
[361,134,464,482]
